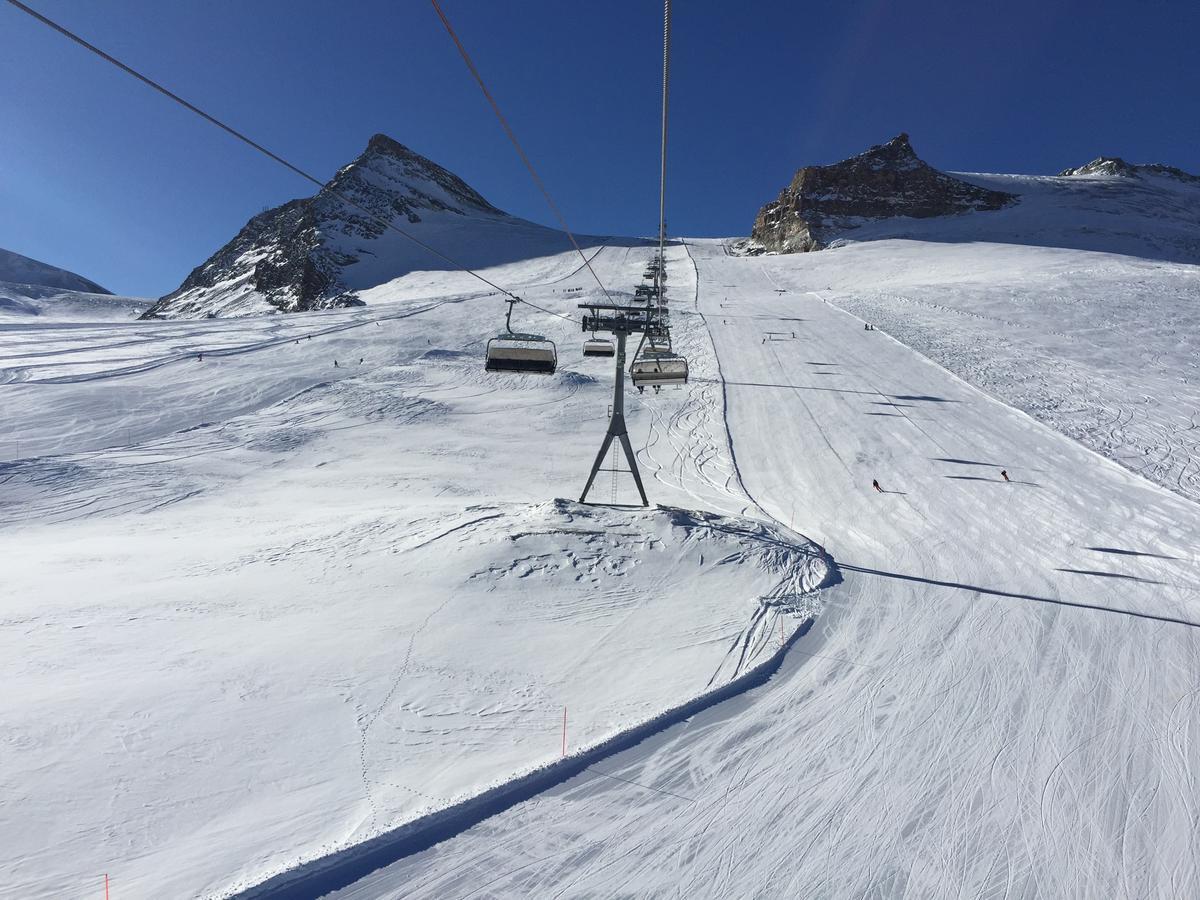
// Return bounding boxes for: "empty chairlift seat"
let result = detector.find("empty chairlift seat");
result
[583,338,615,358]
[631,350,689,388]
[485,332,557,374]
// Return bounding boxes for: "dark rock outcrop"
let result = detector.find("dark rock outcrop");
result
[749,134,1016,253]
[142,134,507,319]
[1060,156,1200,185]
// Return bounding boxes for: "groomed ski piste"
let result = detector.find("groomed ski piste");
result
[3,170,1200,899]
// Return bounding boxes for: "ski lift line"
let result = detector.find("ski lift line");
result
[5,0,580,327]
[429,0,616,306]
[657,0,671,264]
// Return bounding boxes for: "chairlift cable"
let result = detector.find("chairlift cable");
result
[4,0,580,323]
[657,0,671,264]
[429,0,616,306]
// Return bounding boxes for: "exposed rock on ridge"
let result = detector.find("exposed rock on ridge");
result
[142,134,508,319]
[749,134,1016,254]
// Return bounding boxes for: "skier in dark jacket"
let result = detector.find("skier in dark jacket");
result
[1000,469,1010,482]
[872,479,883,493]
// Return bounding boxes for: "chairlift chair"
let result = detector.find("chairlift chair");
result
[583,338,615,358]
[631,350,689,389]
[485,299,557,374]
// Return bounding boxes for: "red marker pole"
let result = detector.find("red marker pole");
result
[105,874,109,900]
[561,706,568,757]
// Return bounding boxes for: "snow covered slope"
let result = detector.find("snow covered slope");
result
[141,135,608,319]
[0,247,111,294]
[1,243,830,899]
[315,240,1200,900]
[4,147,1199,900]
[834,166,1200,263]
[0,248,149,321]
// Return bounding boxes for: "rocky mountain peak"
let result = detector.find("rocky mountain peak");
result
[365,132,417,158]
[142,135,508,319]
[851,132,920,170]
[750,134,1016,254]
[1060,156,1200,184]
[326,133,504,220]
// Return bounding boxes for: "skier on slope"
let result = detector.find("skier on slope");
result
[872,479,883,493]
[1000,469,1010,482]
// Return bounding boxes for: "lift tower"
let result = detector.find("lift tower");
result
[578,304,668,507]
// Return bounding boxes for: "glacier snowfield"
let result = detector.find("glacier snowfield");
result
[4,214,1200,895]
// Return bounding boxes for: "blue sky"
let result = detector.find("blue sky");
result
[2,0,1197,297]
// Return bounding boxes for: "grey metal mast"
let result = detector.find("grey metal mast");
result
[578,305,666,507]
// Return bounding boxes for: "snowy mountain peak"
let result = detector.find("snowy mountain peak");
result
[1060,156,1200,184]
[332,133,506,219]
[0,247,111,294]
[141,134,515,319]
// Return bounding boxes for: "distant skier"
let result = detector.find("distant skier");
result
[334,360,339,368]
[872,479,883,493]
[358,357,363,364]
[1000,469,1010,482]
[197,353,203,362]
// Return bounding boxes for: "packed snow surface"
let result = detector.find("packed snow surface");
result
[314,239,1200,900]
[2,244,827,898]
[4,168,1200,899]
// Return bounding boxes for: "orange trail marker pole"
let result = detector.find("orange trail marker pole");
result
[105,874,109,900]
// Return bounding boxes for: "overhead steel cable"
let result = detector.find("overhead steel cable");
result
[630,0,674,376]
[3,0,580,323]
[658,0,672,265]
[429,0,616,306]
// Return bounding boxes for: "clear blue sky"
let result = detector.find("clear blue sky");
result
[2,0,1197,297]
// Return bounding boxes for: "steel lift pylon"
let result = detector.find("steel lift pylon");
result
[577,304,667,507]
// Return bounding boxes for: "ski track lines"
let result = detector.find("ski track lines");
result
[320,240,1200,900]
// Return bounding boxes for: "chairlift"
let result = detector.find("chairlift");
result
[631,350,689,389]
[485,299,557,374]
[583,338,615,358]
